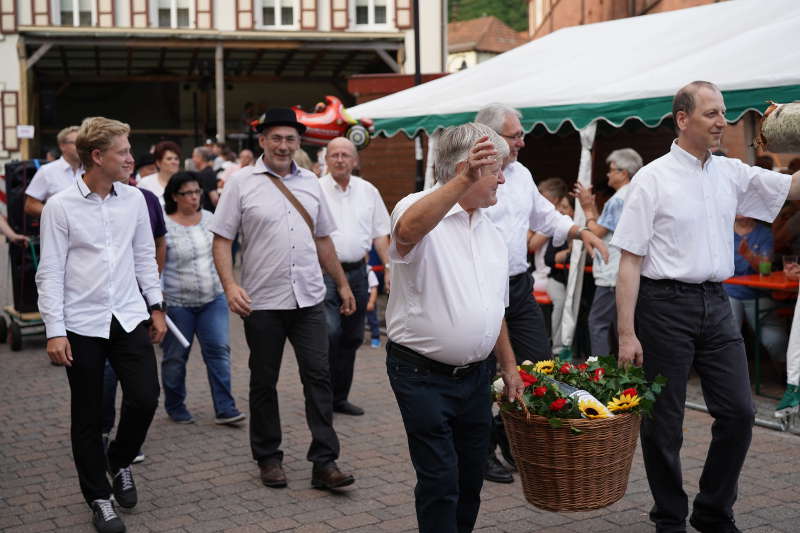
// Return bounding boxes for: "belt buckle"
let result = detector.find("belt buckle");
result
[451,364,471,377]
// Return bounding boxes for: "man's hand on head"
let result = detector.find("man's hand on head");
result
[464,136,499,182]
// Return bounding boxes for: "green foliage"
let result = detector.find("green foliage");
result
[448,0,529,32]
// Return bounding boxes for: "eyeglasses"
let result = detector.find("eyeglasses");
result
[500,132,525,140]
[175,189,203,197]
[267,135,299,145]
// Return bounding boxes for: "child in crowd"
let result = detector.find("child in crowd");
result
[537,178,574,357]
[366,265,381,348]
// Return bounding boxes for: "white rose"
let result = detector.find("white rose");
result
[586,356,598,363]
[521,360,533,366]
[492,377,506,396]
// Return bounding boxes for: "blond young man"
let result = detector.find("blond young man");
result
[36,117,166,533]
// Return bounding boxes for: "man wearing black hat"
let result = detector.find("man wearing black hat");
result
[210,108,357,491]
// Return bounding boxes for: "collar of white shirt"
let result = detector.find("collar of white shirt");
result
[76,176,120,198]
[670,139,713,170]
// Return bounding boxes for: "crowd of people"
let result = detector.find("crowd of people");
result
[6,79,800,533]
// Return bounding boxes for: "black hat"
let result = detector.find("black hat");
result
[252,107,306,135]
[134,153,156,173]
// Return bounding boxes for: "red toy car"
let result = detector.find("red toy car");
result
[251,96,374,150]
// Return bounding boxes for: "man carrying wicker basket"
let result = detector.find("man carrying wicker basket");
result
[613,81,800,533]
[385,123,525,533]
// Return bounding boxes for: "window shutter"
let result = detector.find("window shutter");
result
[395,0,412,29]
[195,0,212,29]
[330,0,348,30]
[0,0,16,33]
[2,91,19,152]
[130,0,149,28]
[236,0,253,30]
[300,0,316,30]
[30,0,51,26]
[96,0,115,27]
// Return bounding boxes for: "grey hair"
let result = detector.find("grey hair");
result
[474,103,521,133]
[434,122,509,184]
[193,146,214,162]
[606,148,643,178]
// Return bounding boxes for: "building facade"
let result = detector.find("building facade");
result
[0,0,445,167]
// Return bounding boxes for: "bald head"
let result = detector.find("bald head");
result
[325,137,358,182]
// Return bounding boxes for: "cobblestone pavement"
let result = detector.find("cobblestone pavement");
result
[2,307,800,533]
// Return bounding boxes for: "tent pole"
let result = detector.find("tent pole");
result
[560,122,597,357]
[413,0,424,191]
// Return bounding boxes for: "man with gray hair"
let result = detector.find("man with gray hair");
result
[192,146,220,211]
[475,103,608,482]
[386,122,525,533]
[25,125,83,216]
[574,148,643,356]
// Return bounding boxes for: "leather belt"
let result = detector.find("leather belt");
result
[340,259,365,272]
[387,340,483,378]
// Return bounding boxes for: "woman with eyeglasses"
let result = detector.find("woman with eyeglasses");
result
[160,171,245,425]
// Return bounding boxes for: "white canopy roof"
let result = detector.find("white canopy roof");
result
[349,0,800,136]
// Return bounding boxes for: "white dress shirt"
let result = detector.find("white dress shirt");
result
[485,161,574,276]
[319,174,391,263]
[611,141,791,284]
[209,157,337,310]
[136,174,166,204]
[387,186,510,366]
[24,157,83,202]
[36,178,162,339]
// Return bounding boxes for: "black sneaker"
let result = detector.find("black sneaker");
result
[110,465,137,509]
[91,499,125,533]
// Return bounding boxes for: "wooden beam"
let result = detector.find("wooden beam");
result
[26,42,53,70]
[274,50,295,76]
[37,73,344,83]
[247,49,264,75]
[333,50,359,77]
[304,50,326,77]
[375,48,401,73]
[59,45,70,78]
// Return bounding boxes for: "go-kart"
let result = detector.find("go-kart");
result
[252,96,374,150]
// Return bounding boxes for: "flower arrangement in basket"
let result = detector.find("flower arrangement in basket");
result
[494,356,666,512]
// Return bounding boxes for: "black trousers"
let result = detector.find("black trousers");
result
[637,277,754,532]
[387,347,492,533]
[324,268,369,406]
[491,273,550,458]
[65,318,159,506]
[505,272,550,363]
[242,304,340,466]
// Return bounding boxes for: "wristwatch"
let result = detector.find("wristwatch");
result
[578,226,592,235]
[148,302,165,313]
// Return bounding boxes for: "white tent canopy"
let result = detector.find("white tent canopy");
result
[349,0,800,136]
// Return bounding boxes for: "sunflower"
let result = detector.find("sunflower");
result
[607,392,641,413]
[578,397,612,419]
[533,360,555,374]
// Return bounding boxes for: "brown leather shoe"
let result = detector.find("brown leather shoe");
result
[311,463,355,490]
[259,462,287,488]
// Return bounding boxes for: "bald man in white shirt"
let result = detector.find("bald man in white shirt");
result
[613,81,800,533]
[386,123,525,533]
[25,125,83,216]
[319,138,391,416]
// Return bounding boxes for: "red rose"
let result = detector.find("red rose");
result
[577,363,588,371]
[592,368,605,382]
[518,370,538,386]
[622,387,637,397]
[559,363,572,374]
[549,398,567,411]
[533,386,547,397]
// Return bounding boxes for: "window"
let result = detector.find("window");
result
[353,0,390,28]
[59,0,93,27]
[154,0,192,29]
[257,0,298,29]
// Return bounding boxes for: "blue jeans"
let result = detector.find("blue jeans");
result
[366,308,380,340]
[160,293,239,418]
[387,348,492,533]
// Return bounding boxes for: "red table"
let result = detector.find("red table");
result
[723,272,798,395]
[554,263,593,273]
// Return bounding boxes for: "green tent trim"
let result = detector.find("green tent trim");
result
[372,84,800,137]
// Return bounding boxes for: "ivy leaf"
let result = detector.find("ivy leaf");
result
[570,426,583,435]
[548,417,563,428]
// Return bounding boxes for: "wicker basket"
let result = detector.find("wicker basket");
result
[500,408,641,512]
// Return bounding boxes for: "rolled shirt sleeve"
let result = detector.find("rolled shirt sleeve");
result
[35,200,69,338]
[529,187,573,246]
[24,167,50,202]
[389,191,428,264]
